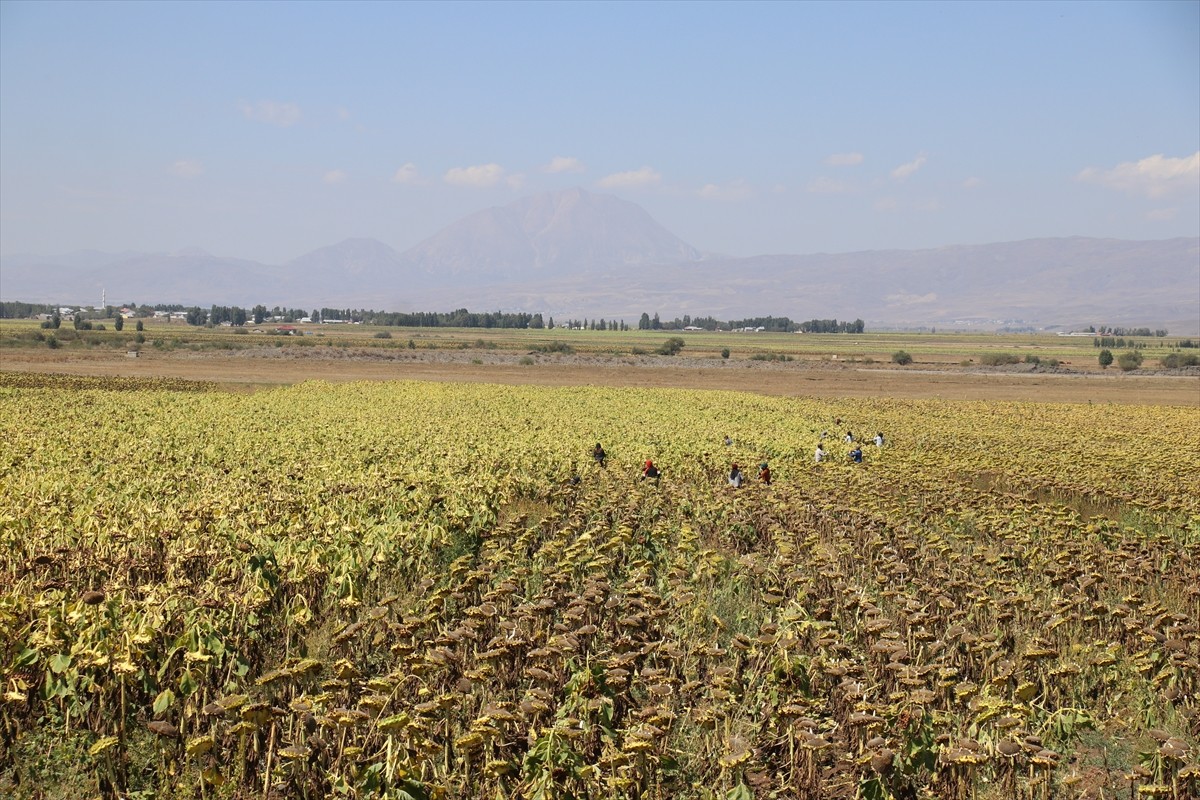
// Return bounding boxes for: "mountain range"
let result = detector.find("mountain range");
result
[3,187,1197,332]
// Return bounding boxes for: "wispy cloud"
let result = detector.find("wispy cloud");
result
[697,180,753,201]
[444,163,506,187]
[597,166,661,189]
[239,100,302,127]
[169,159,203,178]
[323,169,347,184]
[825,152,864,167]
[1145,207,1178,221]
[391,163,424,184]
[806,176,853,194]
[1077,152,1200,198]
[891,154,927,180]
[962,176,982,189]
[543,156,586,174]
[506,173,526,190]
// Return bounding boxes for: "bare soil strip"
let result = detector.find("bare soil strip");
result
[2,348,1196,405]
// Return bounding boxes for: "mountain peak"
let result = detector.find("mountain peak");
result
[400,189,701,280]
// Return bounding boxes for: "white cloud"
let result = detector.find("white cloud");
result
[444,163,505,187]
[962,176,982,189]
[1145,207,1178,221]
[597,166,662,189]
[391,163,423,184]
[543,156,586,174]
[323,169,347,184]
[891,154,927,180]
[169,159,203,178]
[697,180,753,201]
[806,176,853,194]
[506,173,526,190]
[825,152,864,167]
[1077,152,1200,198]
[239,100,302,127]
[875,197,899,212]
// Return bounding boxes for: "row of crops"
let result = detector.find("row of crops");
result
[0,374,1197,799]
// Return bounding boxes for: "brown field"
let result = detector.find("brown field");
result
[2,344,1196,405]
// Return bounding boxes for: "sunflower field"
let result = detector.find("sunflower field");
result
[1,374,1197,799]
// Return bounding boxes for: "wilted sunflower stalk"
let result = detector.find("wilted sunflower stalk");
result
[0,374,1197,799]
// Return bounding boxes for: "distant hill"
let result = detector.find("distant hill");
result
[1,189,1196,331]
[396,187,702,282]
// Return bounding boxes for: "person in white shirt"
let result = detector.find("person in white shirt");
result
[814,444,826,463]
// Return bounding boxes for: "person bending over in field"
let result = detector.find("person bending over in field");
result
[642,460,661,482]
[758,462,772,485]
[814,444,826,463]
[728,463,744,488]
[592,443,607,468]
[849,446,863,463]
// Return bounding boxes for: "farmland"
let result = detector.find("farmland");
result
[1,373,1197,799]
[1,319,1199,406]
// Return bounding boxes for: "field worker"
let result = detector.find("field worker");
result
[874,432,885,447]
[724,435,733,446]
[845,431,854,443]
[592,443,607,468]
[642,459,661,482]
[729,463,744,488]
[814,444,826,463]
[849,446,864,463]
[758,462,772,485]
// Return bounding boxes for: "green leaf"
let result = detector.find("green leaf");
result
[152,688,176,714]
[49,653,73,674]
[725,783,754,800]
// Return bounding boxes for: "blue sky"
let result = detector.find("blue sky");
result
[1,0,1197,264]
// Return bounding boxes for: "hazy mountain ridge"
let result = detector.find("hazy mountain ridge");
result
[397,187,702,280]
[1,189,1196,331]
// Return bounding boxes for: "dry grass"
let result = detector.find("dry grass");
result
[1,345,1196,406]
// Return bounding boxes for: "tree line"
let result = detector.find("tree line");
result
[5,300,863,333]
[1085,325,1167,337]
[636,312,865,333]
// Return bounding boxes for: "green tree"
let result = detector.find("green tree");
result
[114,314,124,331]
[51,313,61,329]
[657,337,685,355]
[135,319,144,332]
[252,305,267,325]
[530,313,544,329]
[638,313,651,330]
[1098,349,1113,369]
[892,350,913,365]
[1116,350,1143,372]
